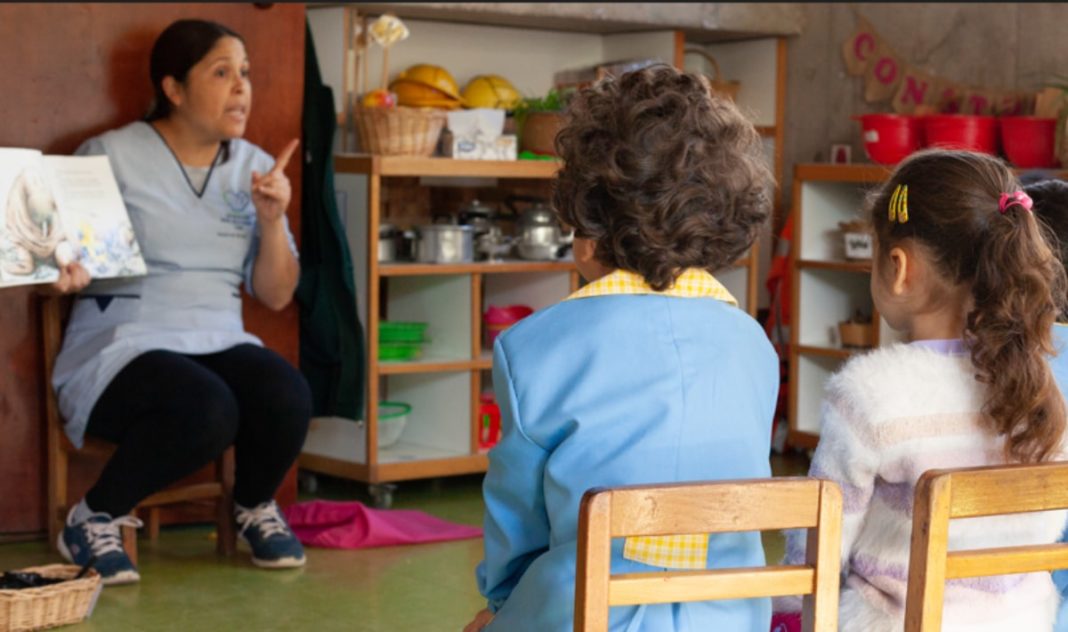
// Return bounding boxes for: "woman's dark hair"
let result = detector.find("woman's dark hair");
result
[145,19,244,121]
[868,149,1067,463]
[552,64,772,291]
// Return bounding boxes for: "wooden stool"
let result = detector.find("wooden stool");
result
[41,295,236,564]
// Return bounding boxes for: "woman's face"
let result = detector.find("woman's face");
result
[170,36,251,140]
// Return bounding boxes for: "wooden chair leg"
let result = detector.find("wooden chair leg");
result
[47,439,69,553]
[217,494,236,556]
[217,448,237,556]
[147,508,161,542]
[122,523,138,566]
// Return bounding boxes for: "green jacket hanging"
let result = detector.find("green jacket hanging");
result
[295,20,365,420]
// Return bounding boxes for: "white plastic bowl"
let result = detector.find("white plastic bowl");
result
[378,402,411,448]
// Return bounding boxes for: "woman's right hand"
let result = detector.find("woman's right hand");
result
[38,262,91,296]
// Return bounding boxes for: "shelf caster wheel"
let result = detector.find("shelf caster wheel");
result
[298,471,319,494]
[370,483,397,509]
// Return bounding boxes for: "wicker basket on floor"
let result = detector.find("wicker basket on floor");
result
[0,564,102,632]
[354,105,447,156]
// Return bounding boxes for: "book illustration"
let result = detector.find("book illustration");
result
[0,149,146,288]
[1,164,71,281]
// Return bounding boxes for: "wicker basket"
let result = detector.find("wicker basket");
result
[0,564,102,631]
[354,105,447,156]
[684,48,741,102]
[838,322,874,349]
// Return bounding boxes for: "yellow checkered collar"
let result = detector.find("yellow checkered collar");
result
[565,268,737,306]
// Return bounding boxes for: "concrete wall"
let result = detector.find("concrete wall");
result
[783,3,1068,205]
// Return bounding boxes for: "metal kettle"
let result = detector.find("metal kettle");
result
[506,195,574,261]
[457,199,497,238]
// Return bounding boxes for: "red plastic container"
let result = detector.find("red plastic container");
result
[478,392,501,452]
[999,116,1058,168]
[483,304,534,348]
[923,115,998,154]
[855,114,923,165]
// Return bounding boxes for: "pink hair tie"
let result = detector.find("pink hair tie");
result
[998,191,1033,214]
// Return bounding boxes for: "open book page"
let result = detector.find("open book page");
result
[0,148,61,287]
[0,149,145,288]
[44,155,146,281]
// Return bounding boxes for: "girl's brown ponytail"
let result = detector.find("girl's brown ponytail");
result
[869,149,1067,463]
[968,204,1066,462]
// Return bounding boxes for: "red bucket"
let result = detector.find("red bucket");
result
[855,114,923,165]
[999,116,1058,168]
[923,115,998,154]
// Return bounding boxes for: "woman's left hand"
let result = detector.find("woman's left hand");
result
[462,608,494,632]
[251,138,299,225]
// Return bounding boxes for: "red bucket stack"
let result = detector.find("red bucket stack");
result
[854,113,1059,168]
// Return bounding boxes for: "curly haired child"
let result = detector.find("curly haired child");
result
[464,64,778,632]
[774,150,1068,631]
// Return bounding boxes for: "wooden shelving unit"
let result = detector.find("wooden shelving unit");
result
[787,164,906,449]
[303,9,789,503]
[797,259,872,273]
[379,259,575,277]
[334,155,562,179]
[786,162,1068,449]
[796,345,859,360]
[299,154,581,503]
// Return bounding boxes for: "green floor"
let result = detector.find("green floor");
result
[0,453,808,631]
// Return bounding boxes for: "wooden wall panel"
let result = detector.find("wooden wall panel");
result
[0,3,305,534]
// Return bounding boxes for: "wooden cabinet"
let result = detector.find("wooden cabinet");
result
[302,9,790,502]
[787,164,903,449]
[787,163,1068,449]
[298,156,580,502]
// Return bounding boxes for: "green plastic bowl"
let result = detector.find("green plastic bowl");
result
[379,321,429,343]
[378,342,423,361]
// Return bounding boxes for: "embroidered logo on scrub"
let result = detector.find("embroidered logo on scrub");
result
[221,189,255,230]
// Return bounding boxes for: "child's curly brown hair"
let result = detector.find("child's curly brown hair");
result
[552,64,773,291]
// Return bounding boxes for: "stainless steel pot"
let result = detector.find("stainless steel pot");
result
[378,223,399,262]
[415,224,475,263]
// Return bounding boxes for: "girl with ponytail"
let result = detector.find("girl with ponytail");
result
[773,149,1068,631]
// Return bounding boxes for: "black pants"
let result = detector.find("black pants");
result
[84,344,312,517]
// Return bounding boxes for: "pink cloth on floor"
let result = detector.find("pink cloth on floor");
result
[283,500,483,549]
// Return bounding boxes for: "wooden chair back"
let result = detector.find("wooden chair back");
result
[575,477,843,632]
[905,461,1068,631]
[41,295,236,563]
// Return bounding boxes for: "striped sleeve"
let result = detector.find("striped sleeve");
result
[774,387,880,614]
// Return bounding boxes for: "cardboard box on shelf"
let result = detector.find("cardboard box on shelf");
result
[444,109,516,160]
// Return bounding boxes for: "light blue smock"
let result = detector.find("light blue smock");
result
[51,121,297,448]
[476,293,779,631]
[1051,324,1068,631]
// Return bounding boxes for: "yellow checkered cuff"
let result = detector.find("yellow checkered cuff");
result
[623,534,709,570]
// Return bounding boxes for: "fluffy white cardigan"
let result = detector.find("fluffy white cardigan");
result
[776,343,1065,631]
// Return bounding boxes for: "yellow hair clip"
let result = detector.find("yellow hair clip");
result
[889,184,909,224]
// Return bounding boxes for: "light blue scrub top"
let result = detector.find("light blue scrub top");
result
[476,293,779,631]
[52,121,297,448]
